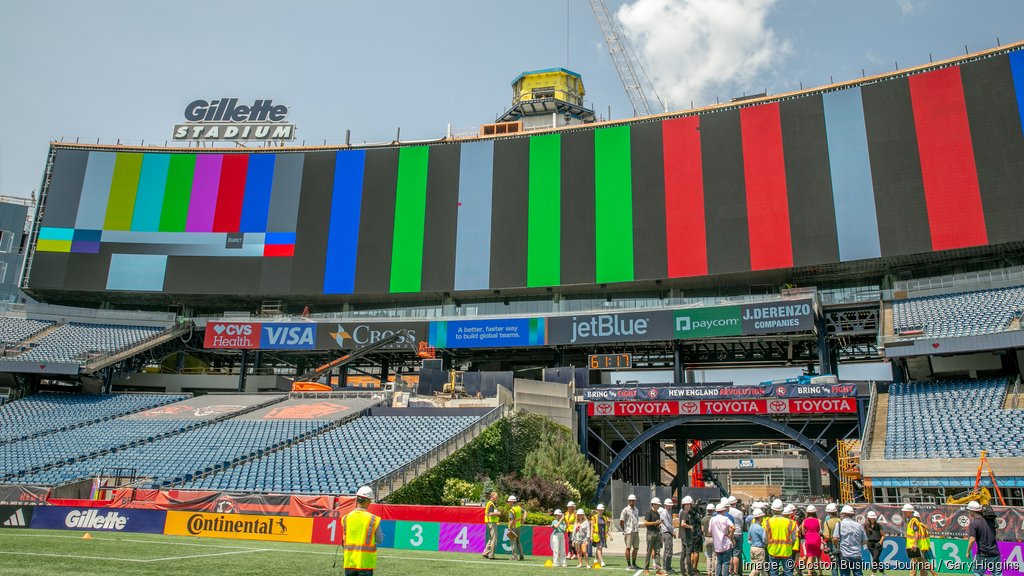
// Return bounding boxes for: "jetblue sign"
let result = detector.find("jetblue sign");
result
[172,98,296,142]
[547,311,674,345]
[31,507,166,534]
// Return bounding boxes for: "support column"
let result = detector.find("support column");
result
[673,342,684,384]
[380,358,390,384]
[339,365,349,388]
[816,315,833,375]
[175,351,186,373]
[237,349,249,392]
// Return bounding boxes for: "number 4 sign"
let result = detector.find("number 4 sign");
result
[438,523,485,553]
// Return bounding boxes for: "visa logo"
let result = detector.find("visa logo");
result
[261,324,316,349]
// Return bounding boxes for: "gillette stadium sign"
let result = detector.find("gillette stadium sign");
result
[172,98,296,142]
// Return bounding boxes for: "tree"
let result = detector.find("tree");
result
[523,423,599,503]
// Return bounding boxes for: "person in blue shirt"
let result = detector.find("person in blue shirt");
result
[748,509,768,576]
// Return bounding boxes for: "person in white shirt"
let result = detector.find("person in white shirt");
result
[620,494,642,570]
[661,498,677,573]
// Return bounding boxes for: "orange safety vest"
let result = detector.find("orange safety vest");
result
[342,508,380,570]
[765,516,797,558]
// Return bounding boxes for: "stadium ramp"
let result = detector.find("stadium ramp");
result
[81,322,192,374]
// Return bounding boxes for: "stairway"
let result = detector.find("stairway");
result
[867,392,889,459]
[83,322,192,374]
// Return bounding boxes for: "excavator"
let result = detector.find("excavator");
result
[946,450,1006,506]
[291,330,412,392]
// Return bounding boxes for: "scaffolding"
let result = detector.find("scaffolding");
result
[838,439,862,503]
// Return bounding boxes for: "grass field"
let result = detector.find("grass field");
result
[0,528,920,576]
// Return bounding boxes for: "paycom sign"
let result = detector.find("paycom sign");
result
[674,307,742,339]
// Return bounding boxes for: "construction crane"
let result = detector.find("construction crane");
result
[589,0,663,117]
[946,450,1006,506]
[290,330,411,392]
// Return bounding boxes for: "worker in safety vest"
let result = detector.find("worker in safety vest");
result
[340,486,383,576]
[903,505,936,576]
[591,503,610,567]
[565,501,578,560]
[764,499,797,576]
[783,505,801,576]
[482,491,501,559]
[508,495,526,561]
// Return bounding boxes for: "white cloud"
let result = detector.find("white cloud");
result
[896,0,925,16]
[616,0,791,110]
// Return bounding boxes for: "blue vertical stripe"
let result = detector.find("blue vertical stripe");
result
[1010,51,1024,135]
[75,152,117,229]
[130,154,171,231]
[454,141,494,291]
[239,154,276,232]
[822,87,882,261]
[323,150,366,294]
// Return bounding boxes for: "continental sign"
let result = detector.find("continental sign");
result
[586,397,857,417]
[164,510,313,543]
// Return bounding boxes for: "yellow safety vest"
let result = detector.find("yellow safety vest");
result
[591,514,602,543]
[566,511,576,533]
[485,501,499,524]
[765,516,797,558]
[342,508,380,570]
[906,518,930,551]
[509,505,524,529]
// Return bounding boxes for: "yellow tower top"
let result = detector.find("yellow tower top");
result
[497,68,595,130]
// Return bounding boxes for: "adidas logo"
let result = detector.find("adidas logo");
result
[3,509,26,527]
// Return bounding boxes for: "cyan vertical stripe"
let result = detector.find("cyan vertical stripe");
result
[454,141,494,291]
[75,152,117,230]
[186,154,222,232]
[1010,51,1024,133]
[323,150,366,294]
[239,154,276,232]
[822,87,882,261]
[130,154,171,231]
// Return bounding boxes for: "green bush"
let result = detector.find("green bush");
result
[523,421,598,503]
[441,478,477,506]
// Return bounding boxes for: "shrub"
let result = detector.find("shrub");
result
[441,478,477,506]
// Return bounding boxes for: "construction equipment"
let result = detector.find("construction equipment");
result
[838,440,862,503]
[945,450,1006,506]
[589,0,663,117]
[437,370,466,399]
[290,330,410,392]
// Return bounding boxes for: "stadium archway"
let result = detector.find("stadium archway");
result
[593,414,844,501]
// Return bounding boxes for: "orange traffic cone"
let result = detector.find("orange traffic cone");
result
[82,533,92,540]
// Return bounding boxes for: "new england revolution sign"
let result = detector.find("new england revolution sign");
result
[586,397,857,417]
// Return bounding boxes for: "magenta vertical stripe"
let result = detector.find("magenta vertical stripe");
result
[186,154,224,230]
[186,155,223,232]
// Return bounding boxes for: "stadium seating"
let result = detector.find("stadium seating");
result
[0,316,53,345]
[892,285,1024,339]
[181,415,481,494]
[0,419,200,479]
[11,322,165,363]
[0,393,188,443]
[884,378,1024,459]
[11,420,330,487]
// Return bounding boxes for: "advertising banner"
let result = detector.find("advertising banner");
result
[114,489,339,517]
[547,311,674,345]
[31,507,166,533]
[438,523,487,553]
[258,323,317,350]
[428,318,546,349]
[740,299,815,334]
[856,504,1024,542]
[203,320,426,350]
[586,397,857,417]
[204,322,261,349]
[0,484,49,505]
[673,306,743,339]
[581,383,858,401]
[0,505,33,528]
[314,321,426,351]
[164,510,313,543]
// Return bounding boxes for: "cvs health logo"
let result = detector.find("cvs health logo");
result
[260,323,316,350]
[205,322,261,349]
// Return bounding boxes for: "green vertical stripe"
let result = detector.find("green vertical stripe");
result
[390,146,430,293]
[103,153,143,230]
[527,133,561,287]
[595,126,634,283]
[160,154,196,232]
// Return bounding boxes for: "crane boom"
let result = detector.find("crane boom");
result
[589,0,656,117]
[292,330,410,385]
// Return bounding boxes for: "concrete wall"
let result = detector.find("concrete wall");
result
[112,373,291,394]
[513,378,574,432]
[929,352,1003,376]
[862,455,1024,478]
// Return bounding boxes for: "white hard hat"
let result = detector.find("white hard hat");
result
[554,509,564,516]
[627,495,636,501]
[508,495,517,502]
[806,505,817,513]
[356,486,374,500]
[715,503,727,512]
[901,503,915,512]
[728,496,738,505]
[753,502,766,509]
[706,503,715,510]
[664,498,674,506]
[842,505,855,515]
[720,497,730,505]
[866,511,878,519]
[914,511,921,518]
[597,504,605,511]
[967,501,983,512]
[771,499,784,512]
[567,501,576,507]
[576,509,586,516]
[783,504,796,515]
[825,503,838,513]
[651,497,662,506]
[753,509,765,518]
[682,495,693,505]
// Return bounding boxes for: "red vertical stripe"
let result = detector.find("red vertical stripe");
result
[741,103,793,271]
[909,67,987,251]
[662,116,707,277]
[212,154,248,232]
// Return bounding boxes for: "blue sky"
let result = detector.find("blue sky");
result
[1,0,1022,199]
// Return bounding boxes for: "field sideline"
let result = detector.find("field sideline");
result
[0,528,920,576]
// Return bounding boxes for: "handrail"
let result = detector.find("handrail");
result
[1012,376,1021,410]
[372,404,510,500]
[860,381,878,461]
